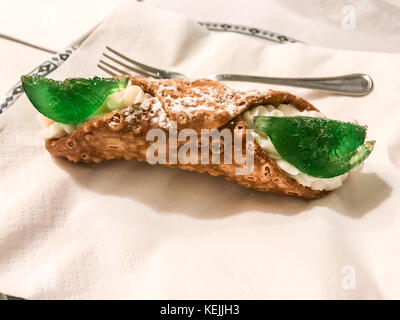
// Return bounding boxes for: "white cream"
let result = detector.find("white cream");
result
[37,84,148,139]
[243,104,349,191]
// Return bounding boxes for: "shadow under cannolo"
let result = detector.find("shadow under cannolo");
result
[55,157,391,220]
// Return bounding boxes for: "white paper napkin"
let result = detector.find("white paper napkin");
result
[1,1,400,299]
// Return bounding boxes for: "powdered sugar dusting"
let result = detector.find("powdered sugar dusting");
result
[154,80,250,119]
[124,96,173,129]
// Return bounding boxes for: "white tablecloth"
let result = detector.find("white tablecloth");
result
[2,0,400,95]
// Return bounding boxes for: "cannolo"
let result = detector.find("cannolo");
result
[21,75,374,199]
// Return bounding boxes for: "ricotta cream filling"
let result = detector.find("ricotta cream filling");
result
[242,104,349,191]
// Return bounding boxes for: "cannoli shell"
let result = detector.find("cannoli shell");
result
[46,76,324,198]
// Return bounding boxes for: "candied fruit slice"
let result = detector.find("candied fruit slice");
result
[254,116,375,178]
[21,76,128,124]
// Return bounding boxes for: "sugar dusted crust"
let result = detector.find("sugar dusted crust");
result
[46,76,324,199]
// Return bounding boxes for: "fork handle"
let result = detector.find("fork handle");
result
[213,73,373,96]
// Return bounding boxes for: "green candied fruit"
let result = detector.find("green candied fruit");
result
[21,75,129,124]
[253,116,375,178]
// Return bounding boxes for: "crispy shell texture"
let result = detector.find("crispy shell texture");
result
[46,76,325,198]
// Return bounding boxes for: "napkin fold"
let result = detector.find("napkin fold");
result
[1,1,400,299]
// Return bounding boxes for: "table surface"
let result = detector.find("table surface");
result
[1,0,399,300]
[1,0,400,98]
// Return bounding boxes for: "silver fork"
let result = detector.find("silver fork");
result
[98,46,373,96]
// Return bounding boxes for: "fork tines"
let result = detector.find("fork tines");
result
[98,46,164,78]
